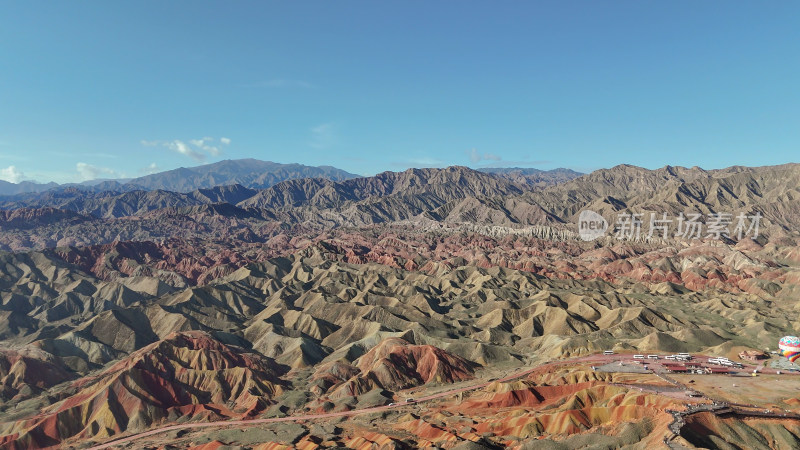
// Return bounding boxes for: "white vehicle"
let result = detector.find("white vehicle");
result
[676,356,689,361]
[708,358,720,364]
[603,350,615,355]
[647,355,659,359]
[633,354,645,359]
[677,353,692,359]
[665,355,677,360]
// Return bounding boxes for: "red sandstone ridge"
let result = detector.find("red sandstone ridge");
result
[0,331,287,449]
[459,380,598,410]
[324,338,476,399]
[50,240,262,287]
[681,411,800,448]
[0,350,74,402]
[0,208,89,228]
[356,338,476,385]
[27,224,792,296]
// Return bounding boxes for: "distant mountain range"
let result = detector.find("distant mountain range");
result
[125,159,360,192]
[0,159,362,197]
[477,167,583,186]
[0,180,60,196]
[0,158,582,198]
[2,162,799,253]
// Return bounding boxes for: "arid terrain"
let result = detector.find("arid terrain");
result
[1,161,799,449]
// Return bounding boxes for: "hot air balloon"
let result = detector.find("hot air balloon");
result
[778,336,800,364]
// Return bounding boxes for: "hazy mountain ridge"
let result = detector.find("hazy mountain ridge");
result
[0,180,60,197]
[525,163,800,229]
[0,159,360,198]
[1,163,799,251]
[126,159,360,192]
[478,167,583,186]
[0,166,528,220]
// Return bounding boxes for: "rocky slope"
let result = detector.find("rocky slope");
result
[681,411,800,449]
[0,331,286,449]
[479,167,583,186]
[2,164,799,254]
[315,337,475,401]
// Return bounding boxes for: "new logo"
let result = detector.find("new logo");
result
[578,210,608,241]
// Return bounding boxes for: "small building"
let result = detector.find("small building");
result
[738,350,767,361]
[664,363,689,373]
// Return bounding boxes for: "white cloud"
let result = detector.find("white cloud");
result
[76,162,119,181]
[141,137,229,162]
[469,148,502,163]
[390,157,447,168]
[139,162,160,175]
[204,145,221,156]
[410,157,446,166]
[189,137,221,156]
[169,140,206,161]
[310,123,336,149]
[0,165,24,183]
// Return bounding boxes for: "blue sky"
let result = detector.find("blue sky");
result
[1,2,798,183]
